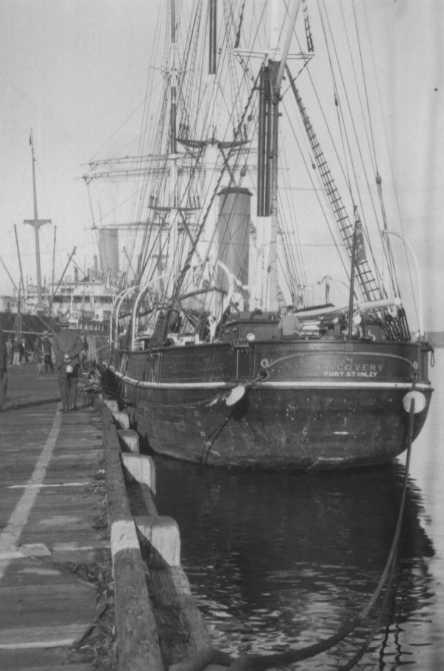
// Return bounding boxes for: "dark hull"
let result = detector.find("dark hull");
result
[106,339,433,469]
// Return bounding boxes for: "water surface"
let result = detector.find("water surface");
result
[155,353,443,669]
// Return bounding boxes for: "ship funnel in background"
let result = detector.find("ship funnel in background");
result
[98,228,119,277]
[216,187,251,302]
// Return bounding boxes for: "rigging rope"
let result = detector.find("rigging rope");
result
[360,2,403,303]
[319,0,386,298]
[351,2,379,176]
[281,95,348,286]
[234,0,246,48]
[168,70,261,308]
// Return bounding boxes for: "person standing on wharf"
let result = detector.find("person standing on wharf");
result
[52,327,83,412]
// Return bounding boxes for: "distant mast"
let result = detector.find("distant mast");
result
[24,131,51,308]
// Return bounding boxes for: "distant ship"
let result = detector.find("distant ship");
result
[0,135,124,335]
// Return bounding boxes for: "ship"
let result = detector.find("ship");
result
[1,130,127,329]
[0,133,121,367]
[99,0,433,469]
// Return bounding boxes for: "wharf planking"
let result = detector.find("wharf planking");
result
[0,370,107,671]
[3,363,61,410]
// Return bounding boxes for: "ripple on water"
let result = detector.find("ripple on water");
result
[154,423,443,668]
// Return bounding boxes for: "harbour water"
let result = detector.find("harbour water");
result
[155,349,444,669]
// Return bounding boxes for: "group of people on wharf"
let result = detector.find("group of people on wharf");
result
[0,327,99,411]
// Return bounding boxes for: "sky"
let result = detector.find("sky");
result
[0,0,160,288]
[0,0,443,332]
[385,0,444,334]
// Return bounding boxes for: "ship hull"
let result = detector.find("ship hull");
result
[105,339,433,469]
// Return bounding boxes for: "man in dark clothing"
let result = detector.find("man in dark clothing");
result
[80,333,89,371]
[52,329,83,411]
[42,334,54,374]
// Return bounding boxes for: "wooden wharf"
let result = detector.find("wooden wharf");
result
[0,364,213,671]
[0,367,107,670]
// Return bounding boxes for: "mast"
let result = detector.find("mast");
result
[49,225,57,315]
[52,247,77,302]
[168,0,180,282]
[208,0,217,75]
[347,210,364,337]
[0,256,18,293]
[257,0,303,310]
[24,132,51,308]
[15,288,22,340]
[14,224,25,297]
[169,0,177,155]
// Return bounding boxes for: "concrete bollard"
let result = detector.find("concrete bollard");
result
[118,429,140,454]
[135,515,181,567]
[104,399,119,413]
[113,410,130,430]
[122,453,156,493]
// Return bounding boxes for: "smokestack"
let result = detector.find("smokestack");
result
[216,187,251,297]
[93,255,98,277]
[98,228,119,277]
[74,267,79,283]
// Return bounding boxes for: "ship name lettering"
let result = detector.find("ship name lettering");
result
[323,361,383,378]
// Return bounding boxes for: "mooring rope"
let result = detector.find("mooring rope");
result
[336,398,415,669]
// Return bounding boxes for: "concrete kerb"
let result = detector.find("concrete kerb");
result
[121,452,156,492]
[103,399,119,413]
[135,514,181,567]
[102,406,164,671]
[103,399,131,430]
[120,449,181,567]
[118,428,140,454]
[113,410,130,430]
[103,400,214,668]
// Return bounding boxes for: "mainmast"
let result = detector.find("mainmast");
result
[24,132,51,308]
[256,0,303,310]
[169,0,178,156]
[208,0,217,75]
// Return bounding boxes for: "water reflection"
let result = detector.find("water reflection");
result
[155,459,435,668]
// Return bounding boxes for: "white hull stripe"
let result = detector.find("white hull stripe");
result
[113,370,432,392]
